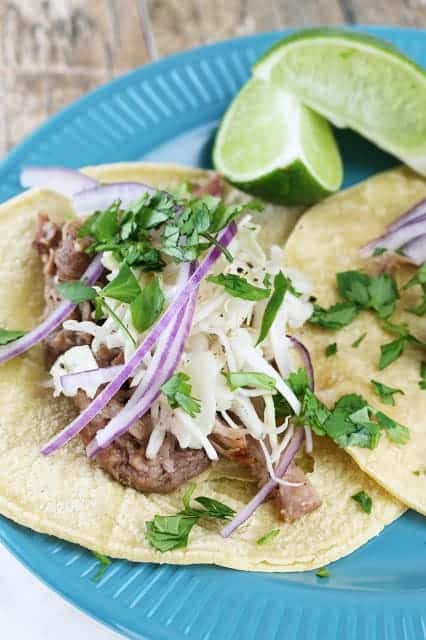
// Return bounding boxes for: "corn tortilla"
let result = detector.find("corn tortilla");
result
[0,162,403,571]
[285,166,426,516]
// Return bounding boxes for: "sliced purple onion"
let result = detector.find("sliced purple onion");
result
[360,215,426,258]
[60,365,123,396]
[73,182,156,216]
[20,166,97,197]
[401,234,426,265]
[0,254,103,365]
[221,428,305,538]
[41,222,237,455]
[387,198,426,232]
[87,287,198,456]
[287,335,314,391]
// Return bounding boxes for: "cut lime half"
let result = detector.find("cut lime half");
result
[213,77,343,206]
[254,28,426,175]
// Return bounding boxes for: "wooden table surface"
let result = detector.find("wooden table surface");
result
[0,0,425,158]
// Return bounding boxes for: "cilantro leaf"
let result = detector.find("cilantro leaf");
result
[57,280,97,304]
[256,529,280,546]
[325,342,337,357]
[351,332,367,348]
[287,367,310,398]
[146,514,198,552]
[102,263,141,303]
[207,274,270,301]
[161,373,201,417]
[419,361,426,390]
[316,567,330,578]
[0,328,25,345]
[309,302,359,330]
[92,552,111,582]
[379,337,406,370]
[130,277,164,333]
[225,371,276,392]
[372,247,387,256]
[146,487,234,552]
[403,263,426,290]
[351,491,372,514]
[368,273,399,318]
[371,379,404,406]
[337,270,371,306]
[301,388,330,435]
[375,411,410,444]
[257,271,292,344]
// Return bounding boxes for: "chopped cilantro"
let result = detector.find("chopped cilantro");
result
[257,271,295,344]
[351,491,372,514]
[161,373,201,417]
[325,342,337,357]
[310,302,359,329]
[403,263,426,316]
[92,552,111,582]
[316,567,330,578]
[287,367,310,397]
[352,332,367,348]
[375,411,410,444]
[225,371,276,392]
[146,485,234,552]
[0,328,25,345]
[379,337,406,370]
[372,247,387,256]
[57,280,97,304]
[102,263,141,303]
[207,273,270,301]
[419,361,426,390]
[371,380,404,406]
[130,276,164,332]
[256,529,280,546]
[337,270,398,319]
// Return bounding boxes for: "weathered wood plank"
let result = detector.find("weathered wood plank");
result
[0,0,148,156]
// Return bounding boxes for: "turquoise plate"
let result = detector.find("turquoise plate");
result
[0,26,425,640]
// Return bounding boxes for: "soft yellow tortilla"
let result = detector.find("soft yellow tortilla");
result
[0,162,403,571]
[285,166,426,516]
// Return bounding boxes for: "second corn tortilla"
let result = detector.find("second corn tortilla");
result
[285,166,426,515]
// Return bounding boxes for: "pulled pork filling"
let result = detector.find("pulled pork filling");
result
[33,210,321,520]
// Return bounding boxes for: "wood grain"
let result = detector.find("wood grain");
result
[0,0,424,157]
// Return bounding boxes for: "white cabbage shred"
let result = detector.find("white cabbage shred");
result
[51,216,313,466]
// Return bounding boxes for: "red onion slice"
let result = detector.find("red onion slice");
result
[41,222,237,455]
[0,254,103,365]
[73,182,156,216]
[287,335,314,391]
[87,287,198,456]
[21,166,97,197]
[387,198,426,232]
[401,233,426,265]
[220,429,305,538]
[360,215,426,257]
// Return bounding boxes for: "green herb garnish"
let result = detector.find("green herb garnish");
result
[337,270,398,319]
[92,552,111,582]
[146,485,234,552]
[419,361,426,390]
[310,302,359,329]
[161,373,201,417]
[0,328,25,345]
[130,276,164,333]
[102,263,141,303]
[325,342,337,357]
[256,529,280,546]
[57,280,97,304]
[351,332,367,348]
[351,491,372,514]
[372,247,387,256]
[371,379,404,406]
[316,567,330,578]
[379,319,426,370]
[207,273,270,301]
[225,371,276,392]
[257,271,296,344]
[403,263,426,316]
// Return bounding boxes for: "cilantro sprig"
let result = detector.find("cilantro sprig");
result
[379,319,426,370]
[371,379,404,406]
[161,373,201,417]
[146,485,234,552]
[351,491,372,514]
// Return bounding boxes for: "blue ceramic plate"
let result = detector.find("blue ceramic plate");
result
[0,26,425,640]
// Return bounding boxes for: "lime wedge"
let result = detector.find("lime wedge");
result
[213,77,343,206]
[254,29,426,174]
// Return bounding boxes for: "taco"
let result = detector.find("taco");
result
[0,162,403,572]
[285,166,426,515]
